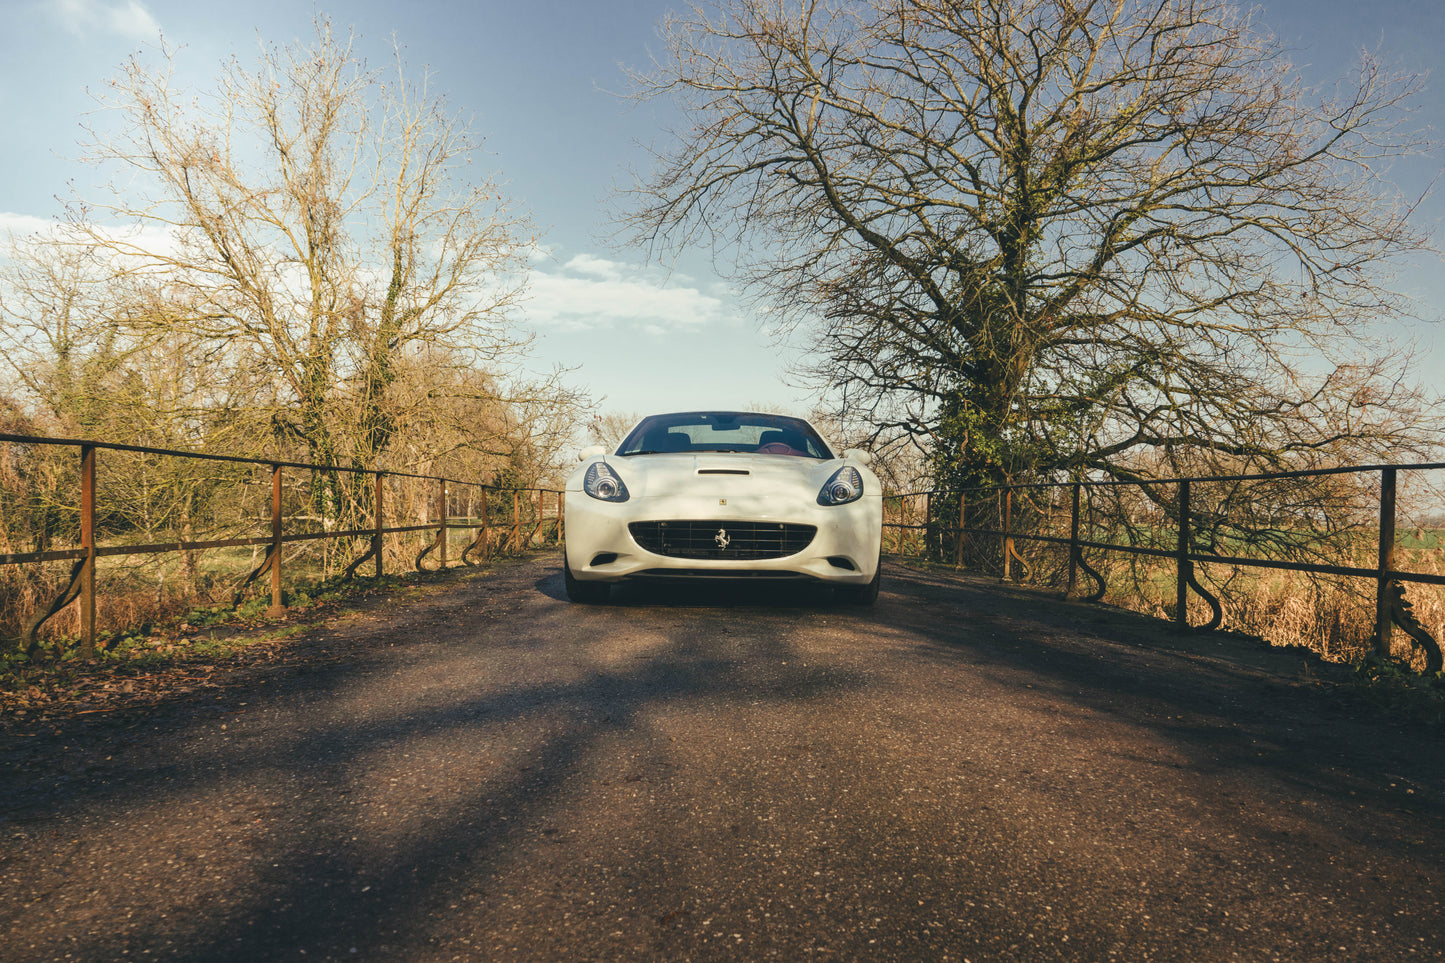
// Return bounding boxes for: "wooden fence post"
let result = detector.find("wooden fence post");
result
[1176,479,1191,629]
[438,478,449,570]
[268,465,285,618]
[511,490,521,553]
[374,471,385,579]
[1375,467,1397,658]
[79,444,96,659]
[923,492,933,560]
[1067,482,1081,599]
[480,487,490,557]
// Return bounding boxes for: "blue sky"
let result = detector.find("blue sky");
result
[1,0,1441,424]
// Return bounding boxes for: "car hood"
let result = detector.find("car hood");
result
[595,453,845,500]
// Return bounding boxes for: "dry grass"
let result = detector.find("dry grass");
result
[1090,547,1445,674]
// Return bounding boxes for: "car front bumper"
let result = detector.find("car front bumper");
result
[564,490,882,584]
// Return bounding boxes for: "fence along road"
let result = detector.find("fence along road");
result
[880,464,1445,673]
[0,431,563,659]
[5,429,1441,676]
[1,553,1441,960]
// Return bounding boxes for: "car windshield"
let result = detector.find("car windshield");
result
[617,412,833,459]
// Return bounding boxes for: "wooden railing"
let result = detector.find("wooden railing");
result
[882,462,1445,672]
[0,433,562,658]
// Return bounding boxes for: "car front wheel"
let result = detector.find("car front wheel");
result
[838,557,880,606]
[563,553,609,604]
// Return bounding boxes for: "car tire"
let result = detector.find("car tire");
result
[564,553,609,604]
[838,557,881,606]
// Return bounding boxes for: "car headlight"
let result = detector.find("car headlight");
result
[583,461,630,502]
[817,466,864,505]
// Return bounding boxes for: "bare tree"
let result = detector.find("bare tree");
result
[586,411,643,451]
[65,18,537,519]
[0,238,144,432]
[628,0,1440,491]
[383,350,588,488]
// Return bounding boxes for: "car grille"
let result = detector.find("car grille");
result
[629,520,816,560]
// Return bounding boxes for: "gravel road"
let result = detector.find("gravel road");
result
[1,553,1442,962]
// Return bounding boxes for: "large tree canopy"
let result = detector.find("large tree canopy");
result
[629,0,1438,488]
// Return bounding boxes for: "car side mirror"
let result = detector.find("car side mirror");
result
[842,448,872,465]
[577,445,606,461]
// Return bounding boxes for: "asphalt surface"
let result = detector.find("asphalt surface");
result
[1,554,1443,962]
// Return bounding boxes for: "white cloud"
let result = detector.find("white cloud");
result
[50,0,161,40]
[0,212,60,238]
[562,253,625,282]
[1,214,189,274]
[523,252,736,334]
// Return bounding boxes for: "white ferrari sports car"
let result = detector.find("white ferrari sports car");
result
[562,411,883,604]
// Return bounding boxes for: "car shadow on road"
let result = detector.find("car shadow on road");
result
[535,571,843,608]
